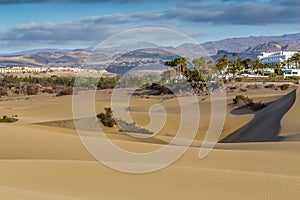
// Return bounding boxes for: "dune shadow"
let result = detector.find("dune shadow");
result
[230,106,255,115]
[221,89,297,143]
[278,133,300,142]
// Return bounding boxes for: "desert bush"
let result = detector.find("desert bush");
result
[0,90,7,97]
[42,87,54,94]
[133,83,173,96]
[235,77,243,82]
[233,95,254,104]
[0,115,14,123]
[264,84,275,89]
[97,77,119,89]
[269,73,277,78]
[97,107,115,127]
[285,76,300,81]
[96,107,153,134]
[56,86,73,96]
[233,95,266,111]
[148,83,173,95]
[116,119,153,135]
[250,102,266,111]
[280,84,290,90]
[27,84,39,95]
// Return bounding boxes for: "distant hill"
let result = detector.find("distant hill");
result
[201,32,300,55]
[0,32,299,72]
[0,49,90,68]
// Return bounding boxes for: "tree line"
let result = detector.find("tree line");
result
[163,51,300,83]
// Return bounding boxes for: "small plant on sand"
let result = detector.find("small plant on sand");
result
[233,95,266,111]
[56,86,73,96]
[250,102,266,111]
[285,76,300,81]
[115,119,153,135]
[97,107,116,127]
[0,90,7,97]
[280,84,290,91]
[233,95,254,105]
[96,107,153,134]
[0,115,17,123]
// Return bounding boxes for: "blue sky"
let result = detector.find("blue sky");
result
[0,0,299,53]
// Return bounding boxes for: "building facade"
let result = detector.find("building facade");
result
[258,51,295,65]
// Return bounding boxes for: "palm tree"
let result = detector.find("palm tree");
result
[286,57,292,68]
[164,58,189,80]
[236,58,244,75]
[260,63,268,76]
[216,55,229,74]
[291,52,300,68]
[164,59,177,81]
[231,52,239,78]
[252,59,263,75]
[176,57,189,78]
[243,58,253,69]
[193,57,207,80]
[232,52,238,68]
[274,62,283,75]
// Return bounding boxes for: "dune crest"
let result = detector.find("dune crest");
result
[221,89,297,143]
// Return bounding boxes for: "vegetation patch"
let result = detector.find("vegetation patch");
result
[0,115,18,123]
[233,95,254,104]
[97,107,153,134]
[280,84,290,90]
[285,76,300,81]
[233,95,266,111]
[0,76,120,97]
[133,83,173,96]
[97,107,116,128]
[115,119,153,135]
[56,86,73,96]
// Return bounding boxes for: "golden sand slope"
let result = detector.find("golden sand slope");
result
[221,89,297,142]
[0,89,299,199]
[281,87,300,140]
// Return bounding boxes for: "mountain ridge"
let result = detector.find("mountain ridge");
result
[0,32,299,69]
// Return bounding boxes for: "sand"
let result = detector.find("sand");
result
[0,87,299,199]
[221,89,297,142]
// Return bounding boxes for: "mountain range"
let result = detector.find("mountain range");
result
[1,32,300,73]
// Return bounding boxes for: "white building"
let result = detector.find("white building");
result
[282,69,300,78]
[258,51,295,65]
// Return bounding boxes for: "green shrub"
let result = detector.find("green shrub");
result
[233,95,266,111]
[56,86,73,96]
[148,83,173,95]
[27,84,39,95]
[233,95,254,104]
[96,107,153,134]
[97,107,116,127]
[264,84,275,89]
[250,102,266,111]
[285,76,300,81]
[281,84,290,90]
[0,90,7,97]
[0,115,15,123]
[235,77,243,82]
[116,119,153,135]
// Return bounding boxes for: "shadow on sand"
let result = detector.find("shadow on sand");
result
[220,89,297,143]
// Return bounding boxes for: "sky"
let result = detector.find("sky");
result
[0,0,299,53]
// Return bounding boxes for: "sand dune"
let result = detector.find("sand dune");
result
[0,88,299,199]
[221,89,297,142]
[281,87,300,137]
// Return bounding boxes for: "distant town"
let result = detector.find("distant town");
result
[0,50,299,81]
[219,50,300,79]
[0,66,114,77]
